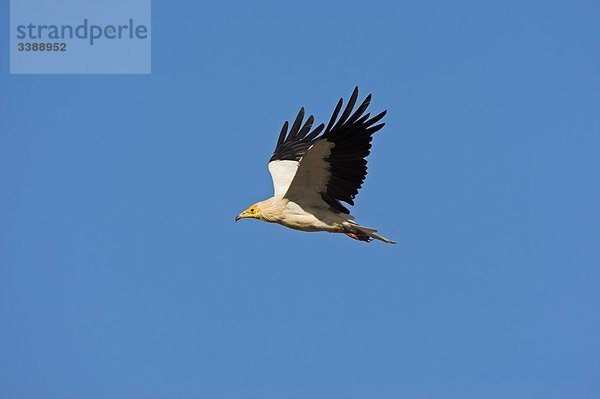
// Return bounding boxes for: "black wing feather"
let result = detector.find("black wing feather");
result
[320,87,386,213]
[275,121,288,148]
[287,108,305,142]
[270,108,320,162]
[325,98,343,134]
[333,86,359,131]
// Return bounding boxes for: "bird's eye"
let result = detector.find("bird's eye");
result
[250,209,255,213]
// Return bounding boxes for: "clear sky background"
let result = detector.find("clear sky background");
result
[1,1,599,398]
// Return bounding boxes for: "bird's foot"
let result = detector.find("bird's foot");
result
[345,232,360,240]
[345,232,374,242]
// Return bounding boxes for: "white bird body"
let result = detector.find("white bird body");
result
[237,87,396,244]
[258,197,350,232]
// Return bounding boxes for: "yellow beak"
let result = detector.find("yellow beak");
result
[235,210,251,222]
[236,207,258,222]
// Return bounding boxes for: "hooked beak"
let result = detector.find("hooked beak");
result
[236,208,256,222]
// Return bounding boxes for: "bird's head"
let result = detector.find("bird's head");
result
[236,204,262,222]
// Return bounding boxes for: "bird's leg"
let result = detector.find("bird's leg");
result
[345,232,374,242]
[345,232,361,240]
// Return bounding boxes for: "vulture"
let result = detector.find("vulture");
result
[236,87,395,244]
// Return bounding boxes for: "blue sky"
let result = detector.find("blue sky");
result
[1,1,599,398]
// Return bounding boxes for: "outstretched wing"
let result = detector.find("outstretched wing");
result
[268,107,324,197]
[268,87,386,214]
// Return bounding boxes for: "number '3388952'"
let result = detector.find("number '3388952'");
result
[17,42,67,51]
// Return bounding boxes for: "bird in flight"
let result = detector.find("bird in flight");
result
[236,87,395,244]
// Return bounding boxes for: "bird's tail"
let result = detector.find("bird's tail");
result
[344,222,396,244]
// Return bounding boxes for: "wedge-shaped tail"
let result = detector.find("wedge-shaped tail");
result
[345,221,396,244]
